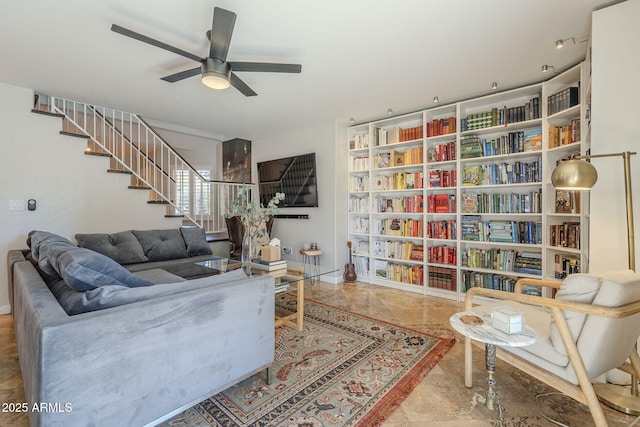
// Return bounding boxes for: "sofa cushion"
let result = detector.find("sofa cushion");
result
[180,227,213,257]
[27,230,76,277]
[48,246,154,291]
[75,231,148,265]
[132,229,188,262]
[49,268,247,315]
[550,273,602,355]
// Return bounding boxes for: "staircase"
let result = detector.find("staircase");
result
[32,93,249,232]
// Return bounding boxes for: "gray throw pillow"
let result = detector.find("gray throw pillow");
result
[132,229,188,262]
[180,227,213,257]
[48,246,154,291]
[76,231,148,264]
[27,230,76,277]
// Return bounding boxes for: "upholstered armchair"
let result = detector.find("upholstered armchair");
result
[463,271,640,426]
[225,215,274,259]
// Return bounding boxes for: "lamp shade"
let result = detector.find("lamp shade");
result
[551,159,598,190]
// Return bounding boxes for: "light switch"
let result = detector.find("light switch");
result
[9,200,26,211]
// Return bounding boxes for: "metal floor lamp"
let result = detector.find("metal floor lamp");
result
[551,150,639,414]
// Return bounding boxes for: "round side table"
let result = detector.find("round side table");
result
[449,310,536,424]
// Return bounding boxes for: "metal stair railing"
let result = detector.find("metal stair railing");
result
[34,94,249,232]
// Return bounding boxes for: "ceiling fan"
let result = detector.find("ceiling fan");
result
[111,7,302,97]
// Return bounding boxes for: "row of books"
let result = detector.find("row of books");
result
[349,175,369,192]
[374,195,423,213]
[460,158,542,186]
[427,245,457,265]
[426,117,456,137]
[349,196,369,213]
[374,147,423,169]
[547,86,579,116]
[463,247,512,270]
[374,260,424,285]
[428,169,456,188]
[549,222,580,249]
[427,193,456,213]
[373,171,424,190]
[350,216,369,234]
[554,253,581,279]
[460,135,484,159]
[349,132,370,150]
[351,156,369,171]
[372,218,423,237]
[555,190,580,214]
[513,252,543,275]
[461,217,543,244]
[462,271,519,293]
[352,254,370,277]
[371,240,422,261]
[460,190,542,214]
[428,267,457,291]
[427,219,457,240]
[460,96,541,131]
[427,140,456,163]
[548,119,580,147]
[477,128,542,157]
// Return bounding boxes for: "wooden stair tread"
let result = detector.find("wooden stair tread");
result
[107,169,132,175]
[84,151,111,157]
[165,214,184,218]
[60,130,89,139]
[147,200,170,204]
[31,109,64,118]
[128,185,151,190]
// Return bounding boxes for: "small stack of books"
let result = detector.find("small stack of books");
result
[251,258,287,271]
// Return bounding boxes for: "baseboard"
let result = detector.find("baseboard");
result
[0,304,11,315]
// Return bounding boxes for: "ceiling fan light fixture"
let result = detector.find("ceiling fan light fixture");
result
[201,58,231,89]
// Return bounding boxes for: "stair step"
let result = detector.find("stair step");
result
[147,200,170,204]
[128,185,151,190]
[85,151,111,158]
[31,109,64,118]
[107,169,132,175]
[165,214,184,218]
[60,130,89,139]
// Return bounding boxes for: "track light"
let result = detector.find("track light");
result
[541,64,556,73]
[555,36,588,49]
[387,108,393,115]
[433,96,439,103]
[492,82,498,90]
[349,117,355,124]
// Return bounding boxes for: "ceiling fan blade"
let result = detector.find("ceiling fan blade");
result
[230,73,257,97]
[161,67,201,83]
[229,62,302,73]
[209,7,236,61]
[111,24,202,63]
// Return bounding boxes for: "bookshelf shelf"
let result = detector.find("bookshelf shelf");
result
[346,62,590,302]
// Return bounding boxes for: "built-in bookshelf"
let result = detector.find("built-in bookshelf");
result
[347,61,590,301]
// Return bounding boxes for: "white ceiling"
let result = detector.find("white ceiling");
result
[0,0,617,142]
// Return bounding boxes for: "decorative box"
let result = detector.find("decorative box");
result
[261,245,281,262]
[492,306,523,334]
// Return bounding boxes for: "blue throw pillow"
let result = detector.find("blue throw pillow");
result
[27,230,76,277]
[48,246,154,291]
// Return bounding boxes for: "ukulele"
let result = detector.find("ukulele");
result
[343,241,357,282]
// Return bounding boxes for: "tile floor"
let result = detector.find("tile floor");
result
[1,281,638,426]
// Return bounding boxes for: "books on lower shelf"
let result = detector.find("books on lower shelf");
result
[251,259,287,271]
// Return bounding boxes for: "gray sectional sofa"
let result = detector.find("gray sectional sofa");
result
[7,228,275,427]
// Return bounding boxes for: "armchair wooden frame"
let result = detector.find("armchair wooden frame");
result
[464,278,640,427]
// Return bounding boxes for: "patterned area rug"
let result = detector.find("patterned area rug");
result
[160,294,454,427]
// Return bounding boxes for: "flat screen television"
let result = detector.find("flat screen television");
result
[257,152,318,207]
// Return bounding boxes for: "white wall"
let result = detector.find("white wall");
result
[590,0,640,272]
[0,82,185,313]
[253,121,346,279]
